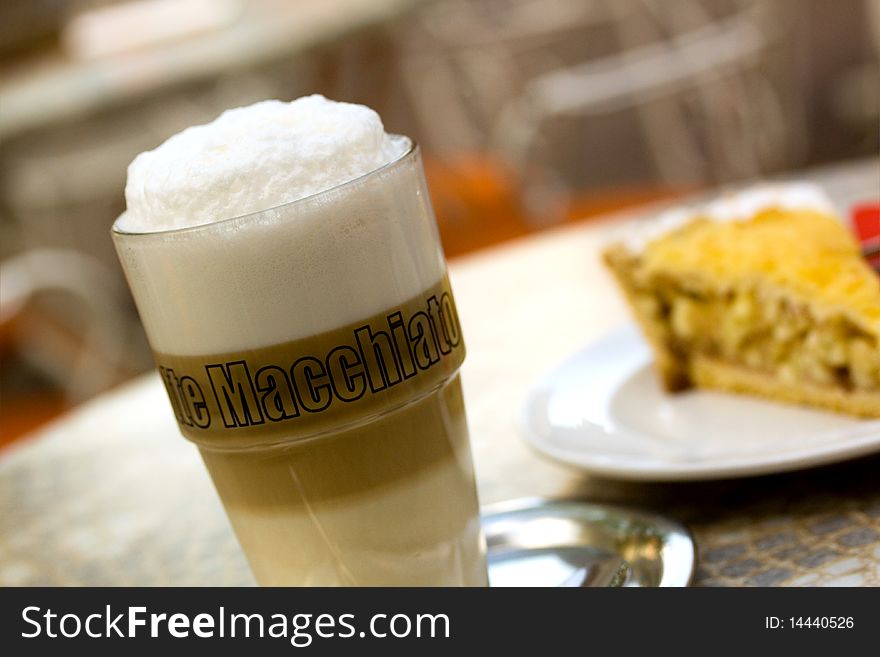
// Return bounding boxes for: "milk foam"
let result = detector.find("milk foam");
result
[114,97,445,355]
[119,96,407,233]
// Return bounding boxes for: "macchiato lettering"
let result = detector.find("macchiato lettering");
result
[387,311,417,379]
[427,296,451,355]
[326,346,367,402]
[408,311,441,370]
[440,292,461,347]
[206,361,265,428]
[154,279,464,439]
[355,325,403,393]
[180,375,211,429]
[255,365,300,421]
[159,367,185,425]
[159,367,209,428]
[292,357,333,413]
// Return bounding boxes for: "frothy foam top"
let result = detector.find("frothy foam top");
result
[118,95,408,232]
[114,97,445,356]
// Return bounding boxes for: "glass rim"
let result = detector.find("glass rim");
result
[112,135,417,239]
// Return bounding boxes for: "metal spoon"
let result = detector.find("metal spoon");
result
[559,556,631,587]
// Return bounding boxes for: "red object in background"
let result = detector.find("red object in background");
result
[851,202,880,271]
[852,202,880,240]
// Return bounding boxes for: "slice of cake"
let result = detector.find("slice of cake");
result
[604,183,880,418]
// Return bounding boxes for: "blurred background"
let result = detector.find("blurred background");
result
[1,0,878,447]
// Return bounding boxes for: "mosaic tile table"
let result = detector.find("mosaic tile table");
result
[2,159,878,587]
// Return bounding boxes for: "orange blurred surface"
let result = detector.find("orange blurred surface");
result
[424,155,688,258]
[0,393,68,451]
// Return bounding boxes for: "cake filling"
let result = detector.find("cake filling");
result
[635,283,880,392]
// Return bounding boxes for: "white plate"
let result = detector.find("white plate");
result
[522,325,880,481]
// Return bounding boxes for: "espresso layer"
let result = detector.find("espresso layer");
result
[154,277,465,449]
[200,374,486,586]
[200,373,469,503]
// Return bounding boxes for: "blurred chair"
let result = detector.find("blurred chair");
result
[395,0,811,226]
[0,247,133,403]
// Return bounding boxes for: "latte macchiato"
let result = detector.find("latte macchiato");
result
[112,96,487,585]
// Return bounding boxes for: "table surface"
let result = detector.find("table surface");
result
[2,159,879,587]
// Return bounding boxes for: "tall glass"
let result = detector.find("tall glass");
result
[112,140,488,586]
